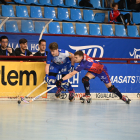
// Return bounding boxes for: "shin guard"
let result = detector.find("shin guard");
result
[108,85,122,99]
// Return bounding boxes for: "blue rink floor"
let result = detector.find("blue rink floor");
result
[0,100,140,140]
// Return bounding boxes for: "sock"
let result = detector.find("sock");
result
[83,82,90,95]
[68,83,73,91]
[114,88,122,99]
[108,85,122,99]
[62,80,73,91]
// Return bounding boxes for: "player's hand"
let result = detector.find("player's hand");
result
[44,74,49,83]
[69,65,74,73]
[56,79,63,87]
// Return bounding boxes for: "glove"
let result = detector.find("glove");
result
[44,74,49,83]
[56,79,63,87]
[48,76,56,84]
[69,65,74,73]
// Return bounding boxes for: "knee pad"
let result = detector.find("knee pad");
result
[82,76,89,84]
[108,85,116,93]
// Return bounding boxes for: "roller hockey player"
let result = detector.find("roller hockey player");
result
[44,42,75,101]
[56,50,131,104]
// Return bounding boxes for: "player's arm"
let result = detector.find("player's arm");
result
[45,63,50,75]
[68,52,75,66]
[56,70,78,87]
[44,52,52,82]
[62,70,78,81]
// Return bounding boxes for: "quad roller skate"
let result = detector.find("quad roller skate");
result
[55,87,66,98]
[68,89,75,102]
[122,95,131,104]
[80,94,92,103]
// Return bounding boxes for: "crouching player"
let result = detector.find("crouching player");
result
[56,50,131,104]
[44,42,75,101]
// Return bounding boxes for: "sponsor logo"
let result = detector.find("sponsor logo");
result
[129,48,140,63]
[75,93,85,98]
[69,45,104,60]
[110,76,140,83]
[96,93,118,98]
[100,76,106,80]
[0,66,37,86]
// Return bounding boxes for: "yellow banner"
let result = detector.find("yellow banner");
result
[0,61,47,97]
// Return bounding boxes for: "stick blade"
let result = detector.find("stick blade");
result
[21,97,29,104]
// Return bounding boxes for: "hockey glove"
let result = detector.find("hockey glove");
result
[56,79,63,87]
[44,74,49,83]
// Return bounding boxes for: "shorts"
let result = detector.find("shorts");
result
[89,65,111,84]
[49,61,71,75]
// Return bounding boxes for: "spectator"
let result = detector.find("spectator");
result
[79,0,93,7]
[0,36,15,56]
[127,0,140,12]
[15,38,33,56]
[110,3,135,28]
[33,39,48,61]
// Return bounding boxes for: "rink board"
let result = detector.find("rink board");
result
[46,93,140,100]
[0,61,140,99]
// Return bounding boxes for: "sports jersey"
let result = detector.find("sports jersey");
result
[75,54,104,74]
[110,10,120,22]
[47,49,70,65]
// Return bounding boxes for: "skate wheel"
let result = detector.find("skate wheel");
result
[87,100,90,103]
[55,94,60,98]
[81,100,85,103]
[17,100,21,104]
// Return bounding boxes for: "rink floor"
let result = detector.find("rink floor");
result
[0,100,140,140]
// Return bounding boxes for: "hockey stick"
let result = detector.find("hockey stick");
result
[24,81,46,98]
[18,81,46,103]
[21,85,56,104]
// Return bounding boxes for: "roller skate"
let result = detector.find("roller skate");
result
[80,94,92,103]
[122,95,131,104]
[68,89,75,102]
[55,87,66,98]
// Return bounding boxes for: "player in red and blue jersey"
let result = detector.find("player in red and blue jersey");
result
[56,50,131,104]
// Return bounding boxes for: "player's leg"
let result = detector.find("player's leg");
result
[62,74,75,101]
[98,66,131,104]
[106,83,131,104]
[80,72,95,102]
[60,63,75,101]
[48,63,64,97]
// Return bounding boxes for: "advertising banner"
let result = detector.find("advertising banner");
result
[0,62,139,99]
[0,61,47,97]
[1,34,140,60]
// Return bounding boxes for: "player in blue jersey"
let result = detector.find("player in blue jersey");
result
[44,42,75,101]
[56,50,131,104]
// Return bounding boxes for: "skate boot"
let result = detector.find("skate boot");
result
[122,95,131,104]
[68,89,75,102]
[80,94,91,103]
[55,87,65,98]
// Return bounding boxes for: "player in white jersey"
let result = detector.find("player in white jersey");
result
[44,42,75,101]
